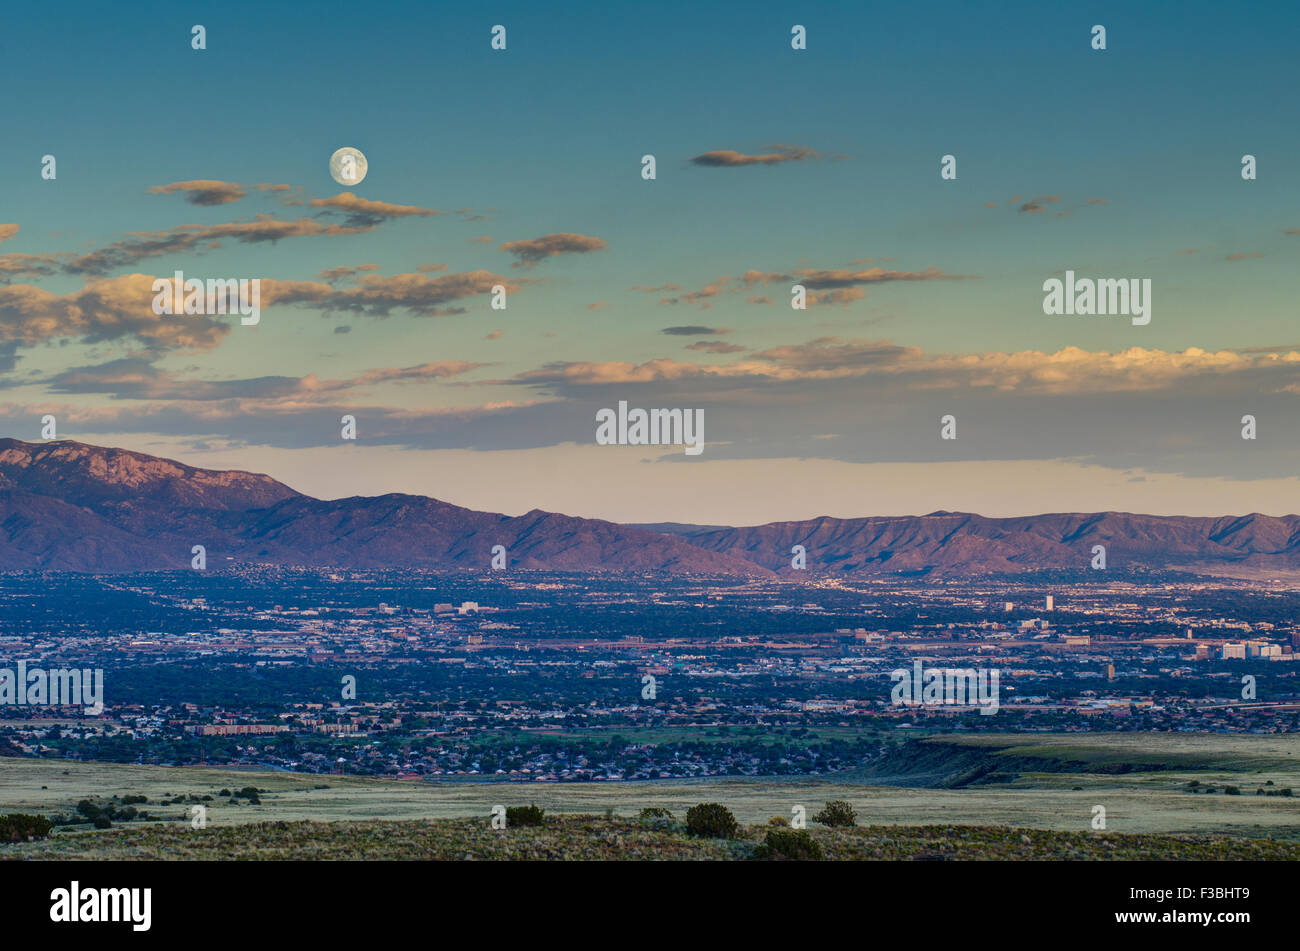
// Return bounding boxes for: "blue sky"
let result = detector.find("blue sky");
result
[2,0,1299,522]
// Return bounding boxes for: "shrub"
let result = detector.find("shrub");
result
[0,813,53,842]
[753,828,824,861]
[638,807,673,821]
[768,815,790,826]
[685,802,738,839]
[505,804,545,827]
[122,794,148,805]
[1225,786,1241,796]
[813,800,857,827]
[92,815,112,829]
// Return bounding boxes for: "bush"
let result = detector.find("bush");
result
[813,800,857,827]
[753,828,824,861]
[92,815,112,829]
[638,807,673,821]
[505,804,545,827]
[768,815,790,826]
[685,803,738,839]
[0,813,53,842]
[1225,786,1241,796]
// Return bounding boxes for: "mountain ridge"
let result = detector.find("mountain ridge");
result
[2,438,1298,577]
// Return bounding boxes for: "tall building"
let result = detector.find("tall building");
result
[1045,595,1054,611]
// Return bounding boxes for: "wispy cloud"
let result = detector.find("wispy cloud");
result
[497,233,607,268]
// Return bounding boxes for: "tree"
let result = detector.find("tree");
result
[685,802,738,838]
[813,800,857,828]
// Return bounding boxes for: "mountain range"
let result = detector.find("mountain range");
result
[2,438,1299,578]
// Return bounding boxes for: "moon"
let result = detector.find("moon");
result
[329,147,368,187]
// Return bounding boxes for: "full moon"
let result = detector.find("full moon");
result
[329,147,368,186]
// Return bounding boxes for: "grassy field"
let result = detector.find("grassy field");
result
[3,732,1299,856]
[6,816,1299,861]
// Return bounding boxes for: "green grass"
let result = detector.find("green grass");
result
[5,816,1298,861]
[5,732,1300,843]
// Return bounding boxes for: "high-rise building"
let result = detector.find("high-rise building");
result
[1045,595,1054,611]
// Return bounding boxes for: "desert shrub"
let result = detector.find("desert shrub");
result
[638,807,673,820]
[813,800,857,827]
[505,804,545,827]
[1225,786,1241,796]
[92,815,112,829]
[122,794,148,805]
[0,813,53,842]
[753,828,824,861]
[768,815,790,827]
[685,802,738,839]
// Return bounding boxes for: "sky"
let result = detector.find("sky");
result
[2,0,1299,524]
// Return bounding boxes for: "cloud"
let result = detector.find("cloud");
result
[47,358,487,401]
[689,145,819,167]
[468,235,494,245]
[0,274,229,355]
[65,215,375,275]
[644,265,969,310]
[507,339,1300,396]
[0,224,19,245]
[662,325,730,336]
[588,301,608,311]
[497,232,607,268]
[308,192,444,228]
[686,341,746,353]
[261,270,519,317]
[485,329,503,340]
[629,283,683,294]
[147,180,249,206]
[809,287,866,305]
[1226,252,1265,261]
[0,253,60,283]
[1018,196,1061,214]
[318,264,380,283]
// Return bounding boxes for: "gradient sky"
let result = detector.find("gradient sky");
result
[2,0,1299,524]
